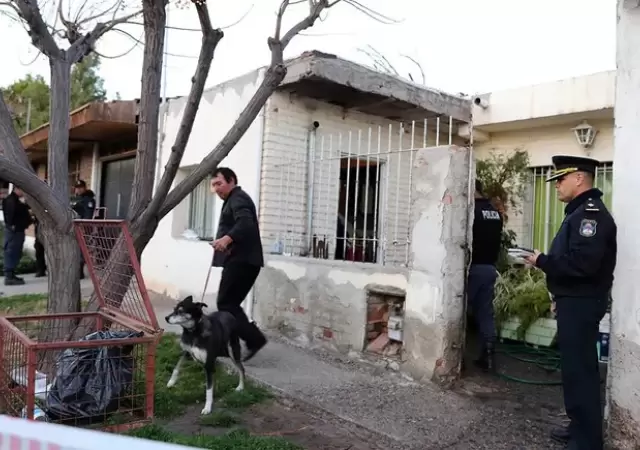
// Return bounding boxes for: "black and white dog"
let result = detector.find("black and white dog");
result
[164,295,245,415]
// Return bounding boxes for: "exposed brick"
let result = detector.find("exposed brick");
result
[366,332,389,354]
[322,327,333,339]
[367,303,387,323]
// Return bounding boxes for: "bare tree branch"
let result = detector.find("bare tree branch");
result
[401,54,425,85]
[13,0,61,57]
[157,0,342,218]
[67,8,142,62]
[126,0,167,222]
[0,90,35,171]
[142,1,223,221]
[0,152,71,230]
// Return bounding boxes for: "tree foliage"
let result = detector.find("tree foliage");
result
[4,55,107,134]
[475,149,530,223]
[476,149,531,272]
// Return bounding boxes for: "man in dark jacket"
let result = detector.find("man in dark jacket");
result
[210,167,267,362]
[525,155,616,450]
[468,179,504,373]
[71,180,95,279]
[2,186,32,285]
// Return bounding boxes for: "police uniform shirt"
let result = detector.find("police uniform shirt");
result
[471,197,503,265]
[535,188,617,298]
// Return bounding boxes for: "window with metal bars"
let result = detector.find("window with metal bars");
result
[188,175,215,240]
[530,163,613,251]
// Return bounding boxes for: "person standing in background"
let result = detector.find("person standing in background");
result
[467,179,504,373]
[2,186,32,286]
[31,209,46,278]
[71,180,96,279]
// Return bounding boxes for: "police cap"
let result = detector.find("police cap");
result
[546,155,599,182]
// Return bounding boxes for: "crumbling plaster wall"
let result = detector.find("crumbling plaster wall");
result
[254,145,471,384]
[402,145,471,384]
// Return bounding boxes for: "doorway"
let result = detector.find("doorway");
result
[100,157,135,219]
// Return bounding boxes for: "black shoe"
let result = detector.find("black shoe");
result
[4,272,25,286]
[34,271,46,278]
[474,342,496,374]
[550,426,571,444]
[242,322,267,362]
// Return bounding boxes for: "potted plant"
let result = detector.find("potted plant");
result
[493,268,557,347]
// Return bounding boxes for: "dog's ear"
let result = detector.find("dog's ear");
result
[195,302,208,309]
[183,295,194,304]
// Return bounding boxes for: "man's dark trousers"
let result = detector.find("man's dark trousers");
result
[3,228,25,274]
[217,261,266,349]
[34,238,46,275]
[467,264,498,344]
[556,295,607,450]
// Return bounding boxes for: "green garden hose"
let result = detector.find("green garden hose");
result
[495,342,563,385]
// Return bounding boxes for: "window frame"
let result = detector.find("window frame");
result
[187,175,216,241]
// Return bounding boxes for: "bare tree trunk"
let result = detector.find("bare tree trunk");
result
[128,0,165,221]
[42,224,81,321]
[48,59,72,202]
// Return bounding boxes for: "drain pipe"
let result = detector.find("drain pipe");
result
[246,99,267,323]
[305,121,320,254]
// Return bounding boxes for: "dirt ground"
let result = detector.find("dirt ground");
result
[163,395,397,450]
[159,329,608,450]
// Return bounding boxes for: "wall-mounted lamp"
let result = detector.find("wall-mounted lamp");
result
[572,120,598,152]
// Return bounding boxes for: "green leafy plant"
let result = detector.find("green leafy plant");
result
[494,268,551,339]
[476,149,530,273]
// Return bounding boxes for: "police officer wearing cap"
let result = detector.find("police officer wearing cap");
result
[71,180,96,279]
[525,155,616,450]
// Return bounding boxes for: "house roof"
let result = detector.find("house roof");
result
[280,51,471,123]
[20,100,139,155]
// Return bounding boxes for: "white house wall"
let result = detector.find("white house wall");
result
[259,91,462,267]
[141,69,266,299]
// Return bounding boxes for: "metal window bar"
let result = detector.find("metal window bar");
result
[266,117,458,267]
[188,176,214,239]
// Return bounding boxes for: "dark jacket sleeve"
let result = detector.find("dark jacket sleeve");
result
[225,193,256,243]
[536,211,611,278]
[3,196,16,228]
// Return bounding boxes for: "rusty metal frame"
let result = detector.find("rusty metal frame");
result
[0,218,161,427]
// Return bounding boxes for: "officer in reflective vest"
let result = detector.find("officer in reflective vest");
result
[525,155,616,450]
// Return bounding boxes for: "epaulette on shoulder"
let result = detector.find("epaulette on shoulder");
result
[584,198,600,212]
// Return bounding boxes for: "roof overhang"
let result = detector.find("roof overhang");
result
[280,51,471,124]
[20,100,139,156]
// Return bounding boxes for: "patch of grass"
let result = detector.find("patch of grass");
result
[0,294,47,315]
[0,295,90,316]
[198,410,239,428]
[130,424,302,450]
[154,334,272,419]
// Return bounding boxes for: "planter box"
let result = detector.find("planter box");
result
[499,317,557,347]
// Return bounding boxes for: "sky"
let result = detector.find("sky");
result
[0,0,616,100]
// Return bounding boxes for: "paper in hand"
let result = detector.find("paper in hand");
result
[507,247,535,265]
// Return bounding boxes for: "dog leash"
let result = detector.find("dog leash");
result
[201,245,215,304]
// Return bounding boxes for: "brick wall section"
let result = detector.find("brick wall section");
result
[259,91,463,267]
